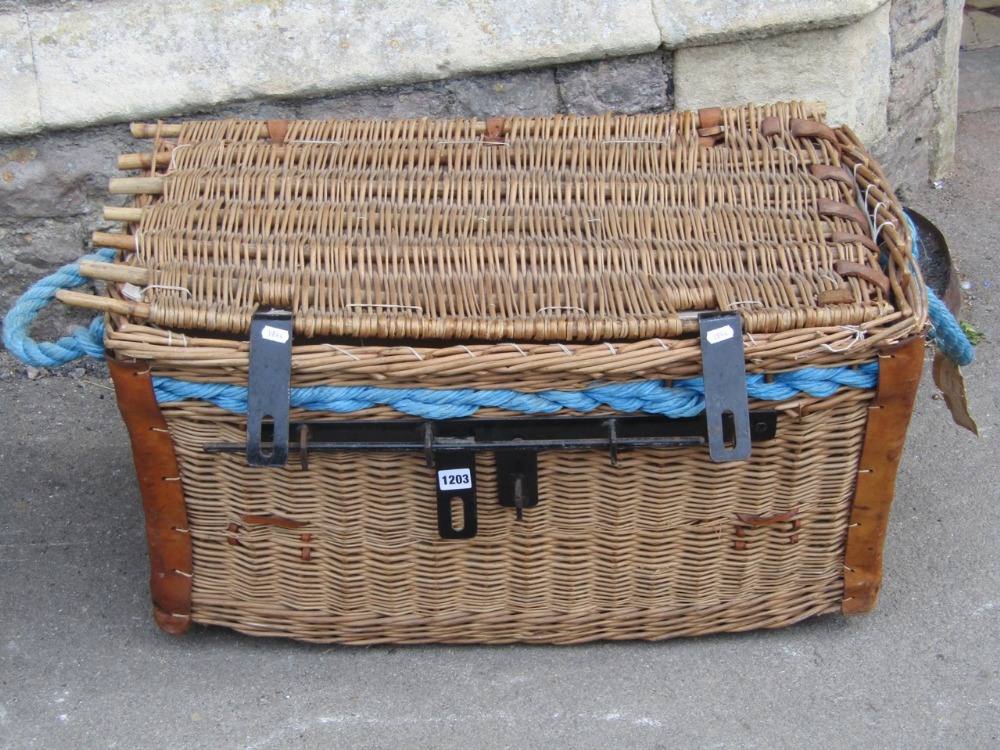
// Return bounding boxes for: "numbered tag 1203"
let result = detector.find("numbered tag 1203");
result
[438,468,473,491]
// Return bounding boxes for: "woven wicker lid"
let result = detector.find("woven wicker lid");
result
[109,102,923,343]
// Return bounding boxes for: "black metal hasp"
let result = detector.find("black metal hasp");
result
[698,312,752,462]
[246,310,293,467]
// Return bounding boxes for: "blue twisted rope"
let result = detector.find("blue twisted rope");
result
[904,211,974,366]
[5,249,880,418]
[2,248,117,367]
[152,362,878,419]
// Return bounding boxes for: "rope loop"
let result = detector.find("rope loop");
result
[903,212,974,367]
[2,248,116,368]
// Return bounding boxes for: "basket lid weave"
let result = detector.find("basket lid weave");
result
[111,102,922,344]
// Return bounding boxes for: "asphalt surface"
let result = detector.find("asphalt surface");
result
[1,52,998,749]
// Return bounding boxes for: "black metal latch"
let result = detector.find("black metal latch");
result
[246,310,293,467]
[699,312,752,462]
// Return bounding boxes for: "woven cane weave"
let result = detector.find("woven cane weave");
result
[165,393,868,644]
[106,102,924,359]
[88,102,927,643]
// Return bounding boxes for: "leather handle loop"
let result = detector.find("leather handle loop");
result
[810,164,855,187]
[790,118,838,143]
[834,261,891,295]
[819,198,870,228]
[830,231,881,254]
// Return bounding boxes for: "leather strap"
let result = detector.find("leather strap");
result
[830,231,882,255]
[834,260,891,295]
[818,198,870,229]
[108,358,193,633]
[809,163,855,187]
[790,118,838,143]
[842,336,925,614]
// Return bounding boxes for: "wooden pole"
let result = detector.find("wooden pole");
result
[103,206,144,222]
[92,231,137,252]
[118,152,172,170]
[79,260,150,285]
[56,290,151,318]
[109,177,164,195]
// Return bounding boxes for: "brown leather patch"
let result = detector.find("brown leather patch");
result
[240,514,307,529]
[842,336,925,614]
[266,119,289,145]
[735,507,800,527]
[834,260,891,295]
[698,107,723,128]
[109,357,193,633]
[483,116,506,144]
[760,116,782,138]
[818,289,856,305]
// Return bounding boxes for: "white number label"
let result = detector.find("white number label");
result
[261,325,290,344]
[438,468,473,491]
[706,325,734,345]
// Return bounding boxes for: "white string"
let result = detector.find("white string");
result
[605,342,618,355]
[501,343,528,357]
[325,345,359,361]
[458,345,476,358]
[554,343,573,356]
[537,306,588,315]
[820,326,866,353]
[345,303,423,313]
[601,139,670,146]
[142,284,193,298]
[653,338,670,352]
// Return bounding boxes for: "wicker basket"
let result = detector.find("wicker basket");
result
[67,102,926,643]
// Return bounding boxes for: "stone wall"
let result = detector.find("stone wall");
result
[0,0,963,335]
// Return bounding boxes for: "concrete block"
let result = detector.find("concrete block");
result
[673,3,892,146]
[556,52,673,115]
[445,70,562,118]
[891,0,946,55]
[0,5,42,135]
[889,41,938,125]
[23,0,659,133]
[653,0,888,47]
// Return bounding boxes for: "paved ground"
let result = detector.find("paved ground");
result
[2,52,999,750]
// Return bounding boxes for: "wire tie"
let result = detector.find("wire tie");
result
[458,345,476,358]
[605,342,618,355]
[555,343,573,356]
[326,345,360,361]
[501,342,527,357]
[653,338,670,352]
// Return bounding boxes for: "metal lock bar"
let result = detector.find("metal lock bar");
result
[698,312,752,462]
[246,310,293,467]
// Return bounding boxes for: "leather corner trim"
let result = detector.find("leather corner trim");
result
[108,357,193,631]
[842,337,925,614]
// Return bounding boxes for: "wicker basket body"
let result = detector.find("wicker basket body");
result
[94,103,925,643]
